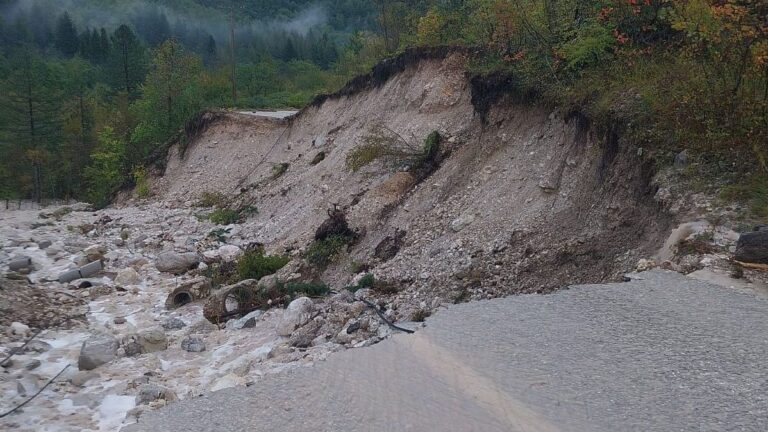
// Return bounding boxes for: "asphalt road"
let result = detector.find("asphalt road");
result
[124,270,768,431]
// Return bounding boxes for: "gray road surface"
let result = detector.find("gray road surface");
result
[124,270,768,431]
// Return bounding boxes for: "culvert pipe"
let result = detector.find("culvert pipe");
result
[203,279,260,323]
[58,260,103,283]
[8,257,32,272]
[164,277,212,310]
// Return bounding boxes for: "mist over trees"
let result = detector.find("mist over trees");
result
[0,0,381,205]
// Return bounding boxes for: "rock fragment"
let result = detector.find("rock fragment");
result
[78,334,119,370]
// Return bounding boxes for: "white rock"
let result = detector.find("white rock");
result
[218,245,242,262]
[209,373,246,392]
[78,334,119,370]
[9,322,30,337]
[450,214,475,232]
[227,310,264,330]
[115,268,141,286]
[276,297,313,337]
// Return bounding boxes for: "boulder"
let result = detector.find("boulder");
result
[137,328,168,353]
[9,322,30,338]
[122,329,167,357]
[181,336,206,352]
[162,317,186,330]
[276,297,314,337]
[218,245,242,262]
[735,231,768,264]
[83,245,106,262]
[78,334,119,370]
[226,310,264,330]
[115,268,141,286]
[156,252,202,274]
[136,384,177,405]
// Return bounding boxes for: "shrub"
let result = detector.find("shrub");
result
[203,260,237,288]
[345,272,375,293]
[196,192,228,208]
[133,166,150,198]
[208,228,231,242]
[306,235,352,269]
[208,208,241,225]
[236,250,290,282]
[277,281,331,298]
[272,163,289,179]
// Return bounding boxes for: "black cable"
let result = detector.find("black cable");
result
[0,364,70,419]
[0,328,43,368]
[359,298,415,334]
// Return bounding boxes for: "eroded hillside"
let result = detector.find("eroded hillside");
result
[151,48,672,313]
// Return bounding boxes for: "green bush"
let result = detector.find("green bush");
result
[133,166,150,198]
[208,208,241,225]
[272,163,289,179]
[196,192,228,208]
[278,281,331,298]
[236,250,290,282]
[305,235,353,269]
[345,272,375,293]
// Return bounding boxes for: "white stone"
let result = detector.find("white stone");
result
[115,268,141,286]
[9,322,30,337]
[218,245,242,262]
[276,297,313,337]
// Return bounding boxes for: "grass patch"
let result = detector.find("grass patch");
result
[721,175,768,220]
[208,208,242,225]
[276,280,331,298]
[306,235,353,269]
[272,163,289,179]
[677,231,718,256]
[345,272,375,293]
[236,249,290,282]
[133,166,150,198]
[207,228,231,242]
[196,192,228,208]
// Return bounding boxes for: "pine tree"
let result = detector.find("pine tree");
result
[55,12,79,57]
[108,25,146,95]
[204,34,217,67]
[0,46,61,201]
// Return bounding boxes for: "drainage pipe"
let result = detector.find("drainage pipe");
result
[8,257,32,272]
[58,260,103,283]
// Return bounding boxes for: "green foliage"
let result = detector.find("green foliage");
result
[276,281,331,298]
[196,192,228,208]
[345,272,375,293]
[207,227,231,243]
[132,166,150,198]
[721,176,768,220]
[83,126,126,208]
[306,235,353,269]
[235,250,290,282]
[271,163,289,179]
[208,208,241,225]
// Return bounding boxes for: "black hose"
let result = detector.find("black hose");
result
[359,298,415,334]
[0,365,70,419]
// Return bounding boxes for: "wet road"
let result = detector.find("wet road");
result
[124,270,768,431]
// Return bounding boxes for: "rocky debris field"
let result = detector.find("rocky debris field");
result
[0,203,412,431]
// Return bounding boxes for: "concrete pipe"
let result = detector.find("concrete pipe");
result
[8,256,32,272]
[165,277,212,310]
[203,279,260,323]
[59,260,104,283]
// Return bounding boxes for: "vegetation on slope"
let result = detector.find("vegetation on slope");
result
[1,0,765,216]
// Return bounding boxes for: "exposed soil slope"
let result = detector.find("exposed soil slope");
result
[152,49,672,313]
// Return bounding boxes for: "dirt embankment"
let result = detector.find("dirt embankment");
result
[151,48,672,312]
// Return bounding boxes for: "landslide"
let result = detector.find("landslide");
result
[151,47,673,315]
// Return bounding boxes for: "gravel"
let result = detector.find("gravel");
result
[125,270,768,431]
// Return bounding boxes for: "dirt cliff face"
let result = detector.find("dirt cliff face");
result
[153,49,671,312]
